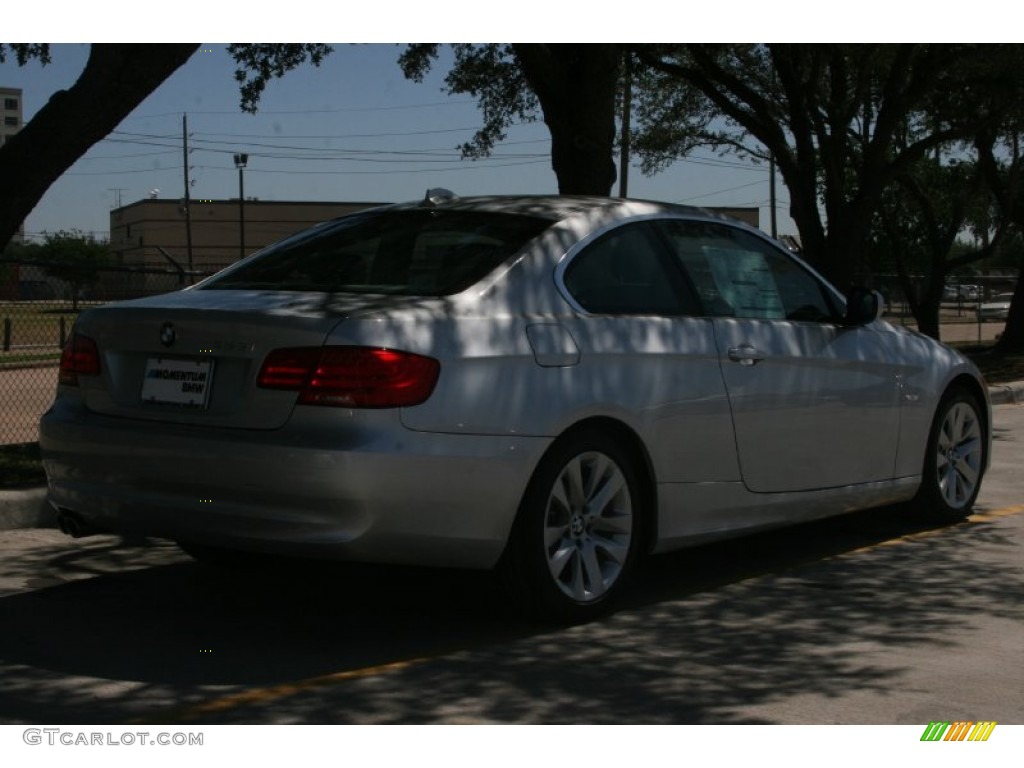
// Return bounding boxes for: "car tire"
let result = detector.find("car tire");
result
[500,430,643,624]
[911,388,987,523]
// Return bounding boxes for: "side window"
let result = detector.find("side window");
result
[656,220,838,322]
[563,223,695,315]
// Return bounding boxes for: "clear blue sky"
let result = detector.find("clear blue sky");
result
[1,43,793,242]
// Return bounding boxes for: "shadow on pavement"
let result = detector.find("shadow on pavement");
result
[0,501,1021,724]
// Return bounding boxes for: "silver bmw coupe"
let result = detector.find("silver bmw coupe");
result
[40,192,990,621]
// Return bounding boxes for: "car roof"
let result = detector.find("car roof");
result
[384,193,723,223]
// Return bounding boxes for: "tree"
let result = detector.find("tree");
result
[0,239,42,293]
[400,44,622,195]
[977,130,1024,353]
[34,231,114,310]
[871,154,1007,339]
[0,45,198,250]
[0,44,332,252]
[632,44,1024,290]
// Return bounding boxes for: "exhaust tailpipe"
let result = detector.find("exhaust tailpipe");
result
[55,510,98,538]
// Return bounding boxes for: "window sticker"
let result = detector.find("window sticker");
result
[704,248,784,319]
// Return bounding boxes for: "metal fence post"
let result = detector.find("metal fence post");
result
[59,316,67,348]
[2,317,10,352]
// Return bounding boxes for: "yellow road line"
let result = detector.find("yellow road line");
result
[133,504,1024,724]
[844,503,1024,555]
[129,657,425,724]
[970,503,1024,521]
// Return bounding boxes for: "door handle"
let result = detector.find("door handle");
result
[727,345,765,366]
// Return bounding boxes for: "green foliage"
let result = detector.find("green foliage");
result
[0,240,41,284]
[632,44,1024,290]
[985,230,1024,270]
[228,44,333,113]
[400,44,539,160]
[0,44,51,65]
[34,231,114,307]
[871,159,995,270]
[401,44,622,194]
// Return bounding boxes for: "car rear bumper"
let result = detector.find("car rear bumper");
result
[39,398,549,569]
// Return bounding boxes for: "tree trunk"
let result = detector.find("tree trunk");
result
[514,44,620,196]
[0,44,199,249]
[915,277,946,341]
[996,269,1024,353]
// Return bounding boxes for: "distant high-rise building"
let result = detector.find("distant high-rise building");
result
[1,86,25,243]
[0,86,22,146]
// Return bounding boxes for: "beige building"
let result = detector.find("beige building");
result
[711,207,759,229]
[108,198,385,291]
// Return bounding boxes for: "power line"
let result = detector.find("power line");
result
[195,126,493,140]
[123,100,479,120]
[674,179,765,204]
[110,131,547,159]
[78,149,181,161]
[65,166,184,176]
[193,159,549,175]
[102,137,548,164]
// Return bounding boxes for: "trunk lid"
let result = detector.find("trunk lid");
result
[72,289,431,430]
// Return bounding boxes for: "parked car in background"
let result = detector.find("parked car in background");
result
[945,284,980,302]
[40,192,992,622]
[977,292,1014,322]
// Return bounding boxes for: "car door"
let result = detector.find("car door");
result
[556,221,740,486]
[653,219,902,494]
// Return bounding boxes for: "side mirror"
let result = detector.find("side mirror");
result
[843,287,885,326]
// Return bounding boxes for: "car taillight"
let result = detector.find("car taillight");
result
[257,346,440,408]
[257,347,321,389]
[58,333,101,386]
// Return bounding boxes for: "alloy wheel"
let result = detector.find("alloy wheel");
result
[543,451,634,603]
[935,401,984,509]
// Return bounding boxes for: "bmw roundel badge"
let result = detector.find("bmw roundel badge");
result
[159,321,176,348]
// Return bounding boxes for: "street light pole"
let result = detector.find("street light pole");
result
[233,153,248,260]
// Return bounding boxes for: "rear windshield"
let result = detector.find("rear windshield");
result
[201,209,551,296]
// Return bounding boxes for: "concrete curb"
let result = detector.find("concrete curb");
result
[0,487,56,531]
[988,381,1024,406]
[2,381,1023,532]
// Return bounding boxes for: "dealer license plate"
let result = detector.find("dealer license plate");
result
[140,357,214,408]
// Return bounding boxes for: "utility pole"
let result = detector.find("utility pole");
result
[769,152,778,239]
[182,113,194,277]
[234,153,248,260]
[618,49,632,199]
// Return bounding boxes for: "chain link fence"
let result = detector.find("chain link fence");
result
[1,261,228,445]
[872,273,1018,316]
